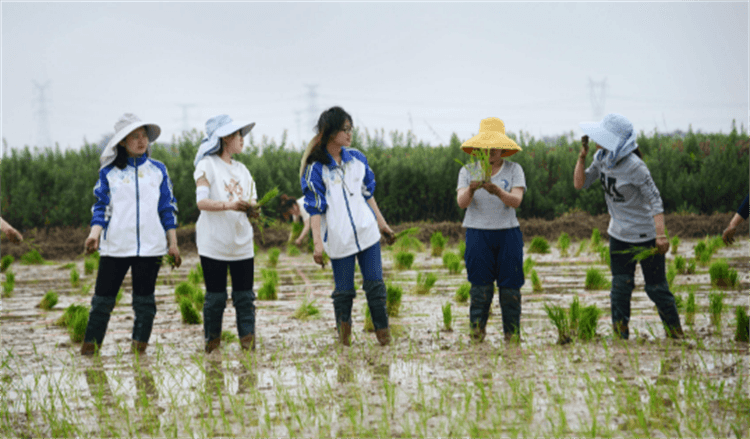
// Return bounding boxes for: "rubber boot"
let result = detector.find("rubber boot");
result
[203,290,227,353]
[339,322,352,346]
[81,295,117,355]
[499,288,522,342]
[132,294,156,349]
[644,280,684,339]
[469,284,493,342]
[363,280,389,338]
[332,288,356,345]
[611,274,634,340]
[232,289,256,349]
[131,340,148,354]
[375,328,391,346]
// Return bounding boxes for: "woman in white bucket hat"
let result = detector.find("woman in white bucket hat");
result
[194,114,259,353]
[574,113,683,340]
[81,113,182,356]
[456,117,526,343]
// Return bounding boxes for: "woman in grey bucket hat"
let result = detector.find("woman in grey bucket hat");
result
[81,113,182,356]
[574,113,683,340]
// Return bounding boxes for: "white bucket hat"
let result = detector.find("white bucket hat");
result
[194,114,255,166]
[579,113,638,169]
[100,113,160,169]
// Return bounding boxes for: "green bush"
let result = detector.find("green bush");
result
[394,251,415,270]
[179,297,202,324]
[709,259,738,288]
[267,247,281,267]
[585,267,610,290]
[386,284,403,317]
[528,236,550,254]
[557,232,571,257]
[430,231,447,257]
[531,269,542,292]
[1,255,14,273]
[455,282,471,303]
[735,306,749,342]
[442,302,453,331]
[414,272,437,295]
[2,270,15,297]
[39,291,59,310]
[20,249,45,265]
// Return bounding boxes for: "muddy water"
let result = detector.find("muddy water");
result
[1,239,748,437]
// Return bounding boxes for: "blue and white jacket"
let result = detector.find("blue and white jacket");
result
[91,155,178,257]
[301,147,380,259]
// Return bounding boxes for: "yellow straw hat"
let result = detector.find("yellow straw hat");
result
[461,117,522,157]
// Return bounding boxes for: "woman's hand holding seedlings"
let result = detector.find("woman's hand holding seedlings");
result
[85,225,103,255]
[168,245,182,268]
[246,202,261,219]
[381,224,396,245]
[313,241,326,268]
[227,200,251,212]
[481,182,502,197]
[655,236,670,254]
[468,180,483,194]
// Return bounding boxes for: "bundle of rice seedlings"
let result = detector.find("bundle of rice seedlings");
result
[430,231,447,257]
[290,221,304,241]
[394,251,415,270]
[442,302,453,331]
[599,245,610,267]
[670,236,680,255]
[455,282,471,303]
[531,269,543,292]
[735,306,749,343]
[70,267,80,287]
[84,256,98,276]
[585,267,610,290]
[673,255,687,273]
[261,268,279,285]
[706,235,724,255]
[557,232,571,257]
[56,304,86,326]
[267,247,281,267]
[674,294,684,312]
[709,259,738,289]
[685,289,696,326]
[458,241,466,259]
[528,236,551,254]
[68,308,89,343]
[287,243,301,256]
[626,246,658,263]
[293,297,320,319]
[188,264,204,285]
[20,249,46,265]
[251,187,280,243]
[192,289,205,310]
[443,252,462,274]
[392,227,424,253]
[578,305,603,341]
[575,239,589,257]
[0,255,14,273]
[386,284,403,316]
[414,272,437,295]
[666,265,677,290]
[686,259,697,274]
[455,148,492,182]
[179,297,202,324]
[589,228,602,250]
[363,304,375,332]
[221,330,238,344]
[569,296,581,335]
[708,291,724,330]
[2,271,15,297]
[38,291,58,310]
[175,282,199,303]
[257,280,277,301]
[523,256,535,278]
[693,240,714,266]
[544,304,571,345]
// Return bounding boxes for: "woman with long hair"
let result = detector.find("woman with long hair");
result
[299,106,395,346]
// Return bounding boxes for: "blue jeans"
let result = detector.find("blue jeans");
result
[330,242,388,331]
[464,228,525,289]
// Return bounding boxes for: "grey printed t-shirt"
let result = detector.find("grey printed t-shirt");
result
[457,160,527,230]
[583,151,665,243]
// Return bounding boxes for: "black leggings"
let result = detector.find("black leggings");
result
[200,255,254,292]
[94,256,162,297]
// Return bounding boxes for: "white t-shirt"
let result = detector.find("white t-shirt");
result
[294,197,310,223]
[193,155,257,260]
[457,160,527,230]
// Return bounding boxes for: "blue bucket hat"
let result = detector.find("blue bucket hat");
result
[579,113,638,169]
[194,114,255,166]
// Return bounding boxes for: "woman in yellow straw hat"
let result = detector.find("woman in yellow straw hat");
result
[456,117,526,343]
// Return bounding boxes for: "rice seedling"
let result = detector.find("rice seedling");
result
[115,288,123,306]
[709,259,738,288]
[56,304,87,326]
[623,246,658,263]
[84,256,98,275]
[414,272,437,295]
[221,330,238,344]
[293,297,320,319]
[575,239,589,256]
[590,228,602,250]
[69,266,80,287]
[286,243,301,256]
[585,267,610,290]
[528,236,551,254]
[442,252,462,274]
[193,289,205,310]
[530,269,542,292]
[1,255,14,273]
[458,241,466,259]
[685,289,696,326]
[38,290,58,310]
[522,256,536,278]
[544,304,571,344]
[666,265,677,290]
[363,304,375,332]
[706,235,724,255]
[250,186,280,243]
[557,232,571,257]
[60,262,75,269]
[442,302,453,331]
[578,305,603,341]
[734,306,749,342]
[430,231,447,257]
[670,235,680,255]
[598,245,610,267]
[386,284,403,316]
[708,291,724,330]
[20,249,46,265]
[188,264,204,285]
[686,259,697,274]
[267,247,281,267]
[1,270,15,297]
[68,308,89,342]
[179,296,202,324]
[455,148,492,182]
[569,295,581,335]
[455,282,471,303]
[394,251,415,270]
[257,280,277,300]
[673,294,684,312]
[175,281,199,303]
[392,227,424,253]
[673,255,686,273]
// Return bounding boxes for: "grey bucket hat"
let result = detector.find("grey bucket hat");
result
[100,113,160,169]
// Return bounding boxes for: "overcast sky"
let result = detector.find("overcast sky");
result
[2,1,748,153]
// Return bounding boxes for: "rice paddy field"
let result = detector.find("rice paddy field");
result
[1,235,748,438]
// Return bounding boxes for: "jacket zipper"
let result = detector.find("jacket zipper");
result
[339,166,361,252]
[135,159,141,256]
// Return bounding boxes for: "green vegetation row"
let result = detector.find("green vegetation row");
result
[2,124,748,229]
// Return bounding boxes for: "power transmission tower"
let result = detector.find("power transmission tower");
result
[588,78,607,120]
[304,84,318,135]
[32,80,52,147]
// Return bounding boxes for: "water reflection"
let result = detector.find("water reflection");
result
[133,363,161,433]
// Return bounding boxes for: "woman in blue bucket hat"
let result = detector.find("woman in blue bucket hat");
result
[574,113,683,340]
[81,113,181,356]
[194,114,260,353]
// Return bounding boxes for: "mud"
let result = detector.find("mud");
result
[0,237,748,437]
